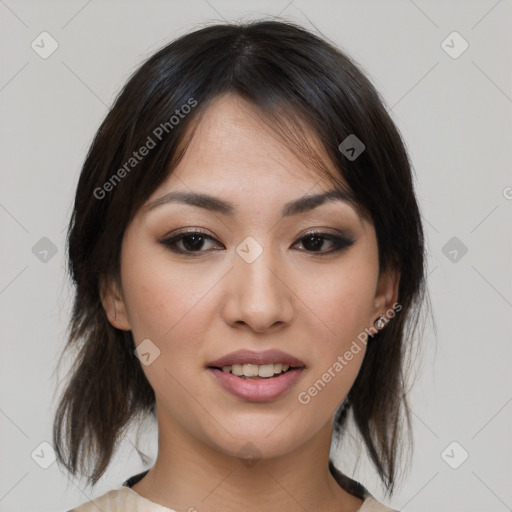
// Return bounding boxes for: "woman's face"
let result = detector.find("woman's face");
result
[103,94,398,460]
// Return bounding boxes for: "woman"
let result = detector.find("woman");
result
[55,19,428,512]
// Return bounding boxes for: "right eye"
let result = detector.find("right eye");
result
[160,229,224,256]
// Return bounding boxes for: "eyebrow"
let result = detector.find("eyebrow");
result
[144,188,356,218]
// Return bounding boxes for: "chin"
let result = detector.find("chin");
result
[200,421,309,462]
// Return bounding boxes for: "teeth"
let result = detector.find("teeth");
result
[257,364,275,378]
[231,364,243,376]
[243,364,259,377]
[220,363,292,377]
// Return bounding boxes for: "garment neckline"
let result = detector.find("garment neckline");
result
[121,461,374,511]
[120,485,177,511]
[122,468,150,488]
[120,484,382,512]
[122,461,368,497]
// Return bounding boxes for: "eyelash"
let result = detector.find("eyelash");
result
[160,228,355,256]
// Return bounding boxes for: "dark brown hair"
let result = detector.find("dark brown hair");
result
[53,19,429,497]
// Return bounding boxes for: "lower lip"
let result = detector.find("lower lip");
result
[208,367,305,402]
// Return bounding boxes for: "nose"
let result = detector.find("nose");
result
[220,245,294,334]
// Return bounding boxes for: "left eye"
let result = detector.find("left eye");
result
[160,230,354,256]
[294,232,353,253]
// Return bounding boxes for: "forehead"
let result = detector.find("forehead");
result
[167,94,341,191]
[132,95,371,235]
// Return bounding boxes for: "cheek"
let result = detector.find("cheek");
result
[118,248,215,403]
[296,282,371,414]
[294,250,378,406]
[302,258,378,343]
[120,241,213,342]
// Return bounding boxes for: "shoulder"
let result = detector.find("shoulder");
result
[66,486,158,512]
[328,460,399,512]
[358,494,400,512]
[65,484,176,512]
[66,488,132,512]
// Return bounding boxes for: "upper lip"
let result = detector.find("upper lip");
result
[207,349,305,368]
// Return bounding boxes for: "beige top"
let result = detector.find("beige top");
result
[67,484,399,512]
[67,463,399,512]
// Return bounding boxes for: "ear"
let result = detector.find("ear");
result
[99,276,132,331]
[371,267,401,324]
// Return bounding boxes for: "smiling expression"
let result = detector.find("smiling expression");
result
[101,93,399,459]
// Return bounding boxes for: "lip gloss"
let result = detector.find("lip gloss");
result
[208,367,305,402]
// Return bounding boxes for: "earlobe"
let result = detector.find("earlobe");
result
[373,268,401,320]
[99,277,131,331]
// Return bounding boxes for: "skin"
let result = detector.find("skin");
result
[101,94,400,512]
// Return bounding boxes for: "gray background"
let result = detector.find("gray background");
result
[1,0,511,511]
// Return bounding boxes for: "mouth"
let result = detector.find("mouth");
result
[206,348,306,378]
[208,362,300,379]
[206,349,306,402]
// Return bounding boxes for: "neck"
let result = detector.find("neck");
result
[131,404,364,512]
